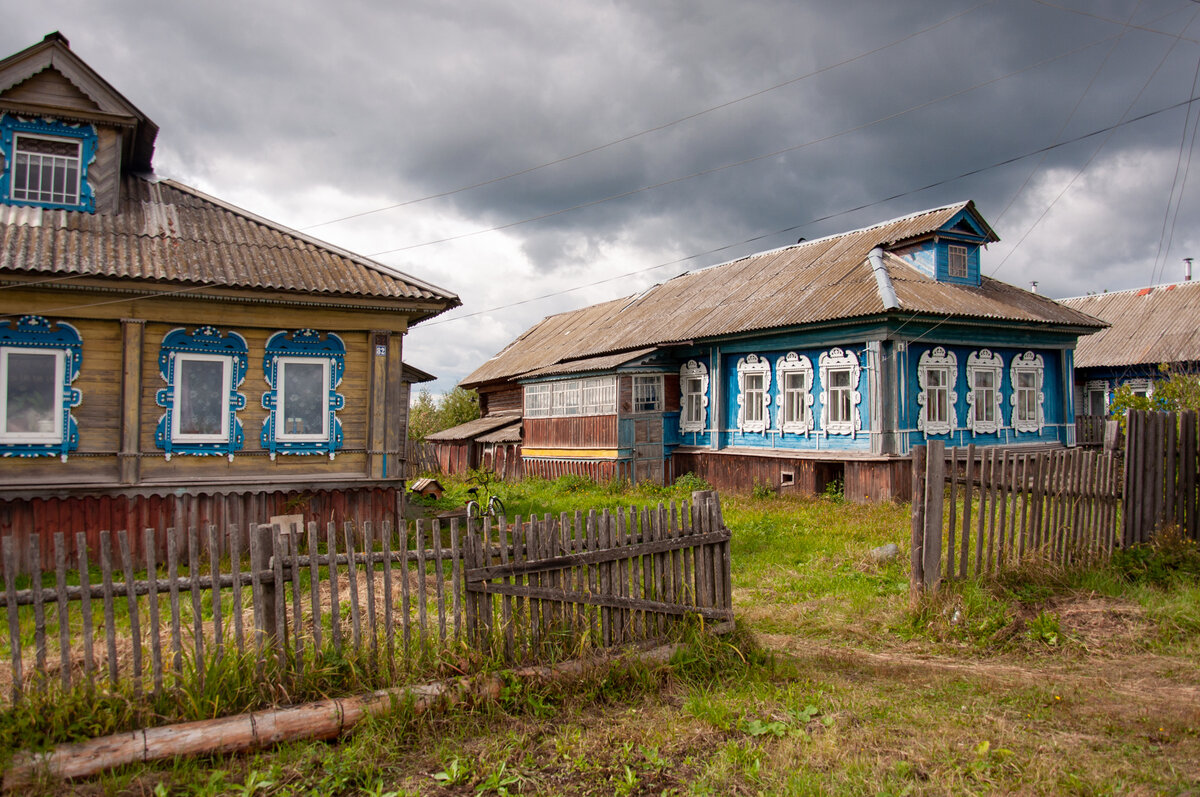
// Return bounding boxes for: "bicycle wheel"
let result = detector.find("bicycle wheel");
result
[466,500,482,520]
[488,496,505,521]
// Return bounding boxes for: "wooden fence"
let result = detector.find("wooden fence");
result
[1123,409,1200,545]
[0,494,731,703]
[910,441,1123,591]
[405,439,441,477]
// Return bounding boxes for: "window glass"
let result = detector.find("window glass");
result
[829,369,853,423]
[685,376,703,424]
[13,135,81,205]
[974,370,995,422]
[281,360,326,437]
[948,244,968,278]
[633,375,662,413]
[1016,371,1037,422]
[744,373,764,422]
[784,371,806,424]
[926,368,947,424]
[4,351,58,436]
[177,358,227,437]
[1088,390,1106,416]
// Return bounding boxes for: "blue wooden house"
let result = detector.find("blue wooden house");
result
[458,202,1104,502]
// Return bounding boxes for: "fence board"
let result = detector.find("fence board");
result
[4,535,21,701]
[55,533,71,692]
[100,531,118,688]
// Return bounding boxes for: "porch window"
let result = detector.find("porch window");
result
[1010,352,1045,433]
[679,360,709,434]
[632,375,662,413]
[0,315,82,459]
[553,380,581,416]
[524,383,551,417]
[917,347,957,436]
[966,349,1004,435]
[818,348,862,436]
[736,354,771,433]
[580,376,616,415]
[776,352,813,434]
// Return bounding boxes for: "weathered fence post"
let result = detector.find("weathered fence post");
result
[253,523,278,651]
[924,440,945,591]
[910,445,926,605]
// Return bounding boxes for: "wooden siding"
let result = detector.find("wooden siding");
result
[664,373,681,412]
[481,385,522,415]
[524,415,618,448]
[2,67,101,111]
[0,484,402,576]
[672,451,910,503]
[92,125,122,215]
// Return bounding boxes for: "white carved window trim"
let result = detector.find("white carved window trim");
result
[1124,377,1153,398]
[1010,351,1045,433]
[917,347,957,436]
[966,349,1004,435]
[1084,379,1109,416]
[679,360,709,434]
[775,352,814,435]
[736,354,771,433]
[818,348,862,437]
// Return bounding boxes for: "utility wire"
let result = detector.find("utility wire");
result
[298,1,997,231]
[1152,16,1200,284]
[1028,0,1200,44]
[372,32,1126,259]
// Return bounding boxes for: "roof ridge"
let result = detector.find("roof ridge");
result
[1058,281,1200,302]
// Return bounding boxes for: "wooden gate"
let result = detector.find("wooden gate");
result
[463,493,732,660]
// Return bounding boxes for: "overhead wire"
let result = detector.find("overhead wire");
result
[1152,15,1200,284]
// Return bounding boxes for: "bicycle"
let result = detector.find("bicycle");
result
[465,472,505,522]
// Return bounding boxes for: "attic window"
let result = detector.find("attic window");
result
[13,135,81,205]
[947,245,968,278]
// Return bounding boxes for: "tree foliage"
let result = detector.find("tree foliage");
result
[408,386,481,439]
[1109,365,1200,430]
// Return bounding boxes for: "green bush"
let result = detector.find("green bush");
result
[1111,526,1200,586]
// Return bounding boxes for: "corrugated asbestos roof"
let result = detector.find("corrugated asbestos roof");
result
[521,347,659,378]
[425,412,523,442]
[476,422,522,444]
[463,202,1102,387]
[0,174,459,312]
[1059,282,1200,368]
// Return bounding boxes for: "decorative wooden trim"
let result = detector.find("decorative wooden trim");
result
[1010,351,1045,434]
[0,315,82,460]
[153,326,248,461]
[679,360,709,434]
[917,346,957,436]
[966,349,1004,435]
[818,347,861,437]
[736,354,771,434]
[775,352,814,435]
[260,330,346,460]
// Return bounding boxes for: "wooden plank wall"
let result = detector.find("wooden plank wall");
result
[672,452,909,503]
[1123,409,1199,544]
[524,416,618,448]
[522,459,624,482]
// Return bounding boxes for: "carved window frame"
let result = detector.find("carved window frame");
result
[775,352,814,435]
[1124,377,1153,398]
[966,349,1004,435]
[679,360,709,434]
[917,347,957,436]
[155,326,248,461]
[1010,351,1045,434]
[818,347,862,437]
[261,329,346,460]
[0,115,98,212]
[0,315,82,461]
[736,354,771,434]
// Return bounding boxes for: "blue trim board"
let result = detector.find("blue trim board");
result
[154,326,248,459]
[260,329,346,459]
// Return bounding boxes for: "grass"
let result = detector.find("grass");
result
[7,472,1200,794]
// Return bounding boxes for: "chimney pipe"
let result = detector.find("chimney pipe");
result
[1185,257,1193,282]
[1029,280,1038,294]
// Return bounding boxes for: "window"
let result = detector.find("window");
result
[775,352,814,434]
[966,349,1004,435]
[581,377,616,415]
[947,244,968,278]
[632,375,662,413]
[1,116,96,211]
[1085,380,1108,416]
[553,380,581,416]
[155,327,248,460]
[736,354,771,433]
[0,315,82,459]
[818,348,862,436]
[917,347,957,436]
[261,330,345,458]
[524,383,551,417]
[1125,378,1152,399]
[524,376,614,418]
[679,360,709,434]
[1010,351,1044,433]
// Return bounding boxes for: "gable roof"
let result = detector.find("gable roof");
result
[1059,282,1200,369]
[463,202,1101,387]
[0,32,158,171]
[0,173,459,316]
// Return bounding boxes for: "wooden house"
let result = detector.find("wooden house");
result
[1059,281,1200,415]
[0,34,458,567]
[456,202,1104,502]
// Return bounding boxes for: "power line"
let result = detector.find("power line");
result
[413,88,1200,331]
[371,32,1126,259]
[298,1,998,232]
[1153,15,1200,284]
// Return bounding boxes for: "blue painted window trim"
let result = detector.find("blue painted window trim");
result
[0,315,81,460]
[155,327,248,460]
[261,329,345,459]
[0,115,97,212]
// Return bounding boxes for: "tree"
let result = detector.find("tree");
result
[407,386,481,439]
[1110,364,1200,430]
[407,389,439,440]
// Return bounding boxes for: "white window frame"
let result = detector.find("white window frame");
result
[524,383,552,417]
[818,348,862,437]
[0,346,65,444]
[947,244,968,278]
[553,380,581,416]
[11,133,83,206]
[581,376,616,415]
[966,349,1005,435]
[736,354,772,433]
[1124,378,1153,398]
[1010,351,1045,433]
[775,352,814,435]
[1084,379,1108,416]
[917,347,957,436]
[274,356,331,442]
[679,360,709,434]
[170,352,234,443]
[632,374,663,413]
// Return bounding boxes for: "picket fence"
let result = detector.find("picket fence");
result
[0,494,731,703]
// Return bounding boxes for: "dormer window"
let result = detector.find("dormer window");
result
[947,245,968,278]
[0,116,97,212]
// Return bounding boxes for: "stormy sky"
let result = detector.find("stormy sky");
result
[6,0,1200,394]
